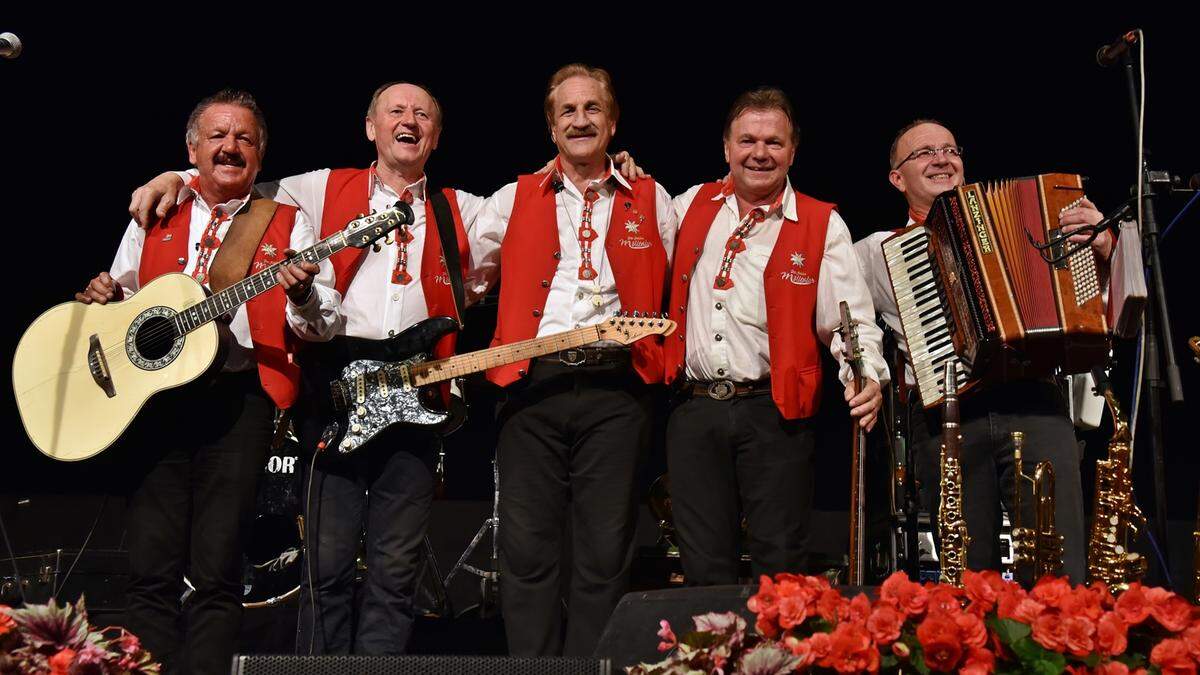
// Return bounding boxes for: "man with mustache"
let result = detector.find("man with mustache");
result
[126,81,644,655]
[664,87,886,587]
[473,63,676,656]
[853,119,1111,582]
[77,89,318,674]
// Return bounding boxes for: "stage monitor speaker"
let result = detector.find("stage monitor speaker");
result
[594,585,756,671]
[230,655,611,675]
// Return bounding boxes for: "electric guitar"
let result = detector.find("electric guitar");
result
[313,313,676,455]
[13,205,414,461]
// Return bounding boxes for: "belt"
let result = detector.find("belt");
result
[535,346,631,368]
[685,378,771,401]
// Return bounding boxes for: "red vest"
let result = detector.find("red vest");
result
[486,174,667,387]
[320,168,470,361]
[139,198,302,409]
[664,182,834,420]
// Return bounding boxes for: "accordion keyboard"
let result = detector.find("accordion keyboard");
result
[883,226,969,407]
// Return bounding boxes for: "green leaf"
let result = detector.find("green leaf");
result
[678,631,720,650]
[987,617,1032,645]
[881,654,897,670]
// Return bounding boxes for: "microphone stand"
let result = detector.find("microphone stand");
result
[1117,46,1184,577]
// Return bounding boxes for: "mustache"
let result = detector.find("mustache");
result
[565,126,599,139]
[214,151,246,167]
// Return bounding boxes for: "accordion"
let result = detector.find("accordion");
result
[883,173,1110,408]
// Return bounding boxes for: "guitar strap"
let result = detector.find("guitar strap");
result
[209,191,280,293]
[428,188,466,328]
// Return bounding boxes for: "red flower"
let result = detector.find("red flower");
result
[848,593,872,623]
[1030,576,1072,608]
[1064,615,1096,657]
[808,631,833,661]
[1091,663,1131,675]
[748,575,779,622]
[960,647,995,675]
[1149,594,1194,633]
[0,606,14,636]
[755,614,779,640]
[927,586,965,616]
[1182,625,1200,659]
[1031,610,1067,652]
[49,648,76,675]
[880,572,928,617]
[955,610,988,649]
[817,588,848,624]
[1061,586,1104,622]
[1090,581,1116,610]
[963,570,1000,615]
[1150,637,1198,675]
[1114,583,1151,626]
[822,622,879,674]
[866,605,904,645]
[1097,612,1128,656]
[916,612,963,672]
[783,635,817,669]
[778,593,811,630]
[656,620,676,652]
[1012,598,1047,625]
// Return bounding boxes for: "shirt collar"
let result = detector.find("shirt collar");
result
[714,175,796,221]
[368,162,428,202]
[539,155,630,194]
[179,174,251,218]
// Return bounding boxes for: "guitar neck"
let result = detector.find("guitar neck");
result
[171,229,353,336]
[408,325,606,385]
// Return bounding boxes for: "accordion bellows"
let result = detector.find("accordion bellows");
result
[884,173,1110,408]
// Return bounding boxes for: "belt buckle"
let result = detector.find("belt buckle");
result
[559,348,587,367]
[707,380,736,401]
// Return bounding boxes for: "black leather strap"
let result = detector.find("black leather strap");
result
[428,188,466,327]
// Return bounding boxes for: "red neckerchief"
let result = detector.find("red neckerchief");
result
[712,179,786,290]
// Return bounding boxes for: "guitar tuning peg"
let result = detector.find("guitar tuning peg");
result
[632,310,640,318]
[372,243,382,253]
[385,233,395,245]
[370,209,377,215]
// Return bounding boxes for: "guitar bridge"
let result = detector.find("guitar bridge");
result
[87,334,116,398]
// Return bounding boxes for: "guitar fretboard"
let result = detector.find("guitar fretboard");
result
[408,324,607,385]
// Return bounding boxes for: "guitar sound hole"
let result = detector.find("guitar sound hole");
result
[134,316,177,361]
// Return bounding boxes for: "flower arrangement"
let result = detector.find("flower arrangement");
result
[0,598,159,674]
[630,571,1200,674]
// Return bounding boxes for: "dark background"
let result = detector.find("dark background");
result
[1,14,1197,583]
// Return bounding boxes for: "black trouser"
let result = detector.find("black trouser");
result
[666,393,816,586]
[123,372,274,675]
[912,379,1087,582]
[496,359,652,657]
[294,419,435,655]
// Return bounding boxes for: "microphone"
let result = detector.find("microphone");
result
[0,32,21,59]
[1096,30,1138,67]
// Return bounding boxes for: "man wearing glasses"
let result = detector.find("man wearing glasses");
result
[853,119,1111,583]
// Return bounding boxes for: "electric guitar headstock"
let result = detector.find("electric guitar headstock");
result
[342,202,415,251]
[595,312,677,345]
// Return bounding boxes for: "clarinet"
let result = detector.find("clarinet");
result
[937,361,970,586]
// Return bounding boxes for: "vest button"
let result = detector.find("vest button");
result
[541,280,550,287]
[679,305,686,313]
[532,309,542,317]
[681,273,689,282]
[518,368,527,376]
[553,251,562,260]
[177,257,186,265]
[678,334,685,341]
[693,247,701,254]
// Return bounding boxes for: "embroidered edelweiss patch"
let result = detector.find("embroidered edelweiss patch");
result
[790,252,805,268]
[625,220,640,233]
[261,243,278,258]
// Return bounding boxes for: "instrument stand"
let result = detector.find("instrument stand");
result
[442,458,500,618]
[413,535,451,618]
[1118,48,1185,576]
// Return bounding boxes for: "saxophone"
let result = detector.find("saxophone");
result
[1010,431,1064,584]
[938,361,970,586]
[1086,381,1147,589]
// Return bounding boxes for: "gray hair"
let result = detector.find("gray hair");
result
[185,88,268,152]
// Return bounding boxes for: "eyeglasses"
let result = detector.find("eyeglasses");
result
[893,145,964,169]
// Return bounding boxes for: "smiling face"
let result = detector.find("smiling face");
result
[888,122,964,214]
[366,83,440,176]
[186,103,263,204]
[723,108,796,202]
[547,75,616,166]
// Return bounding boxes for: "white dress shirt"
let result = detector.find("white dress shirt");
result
[673,180,888,387]
[110,182,318,372]
[475,160,678,338]
[178,167,490,342]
